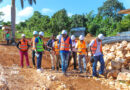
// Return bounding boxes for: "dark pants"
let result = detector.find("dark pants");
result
[19,51,29,67]
[55,55,61,70]
[32,50,36,66]
[60,52,70,73]
[68,52,77,69]
[37,52,43,69]
[6,39,9,45]
[93,54,105,76]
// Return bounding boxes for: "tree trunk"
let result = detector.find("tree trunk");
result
[11,0,16,44]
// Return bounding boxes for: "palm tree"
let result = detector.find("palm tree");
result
[0,0,36,43]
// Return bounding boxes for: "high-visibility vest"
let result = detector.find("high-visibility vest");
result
[54,41,59,55]
[77,40,86,55]
[60,37,70,51]
[19,39,28,51]
[91,39,102,54]
[31,37,36,50]
[36,37,44,52]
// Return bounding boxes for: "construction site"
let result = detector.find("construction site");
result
[0,32,129,90]
[0,0,130,90]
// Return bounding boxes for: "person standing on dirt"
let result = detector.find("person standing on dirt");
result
[17,34,30,68]
[76,35,88,73]
[47,35,56,70]
[59,30,72,75]
[89,34,105,78]
[31,31,38,68]
[35,31,45,72]
[5,32,10,45]
[52,35,61,71]
[68,35,77,70]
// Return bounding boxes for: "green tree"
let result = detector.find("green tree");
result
[98,0,125,21]
[0,0,36,43]
[50,9,69,34]
[0,12,4,24]
[119,14,130,32]
[25,11,50,32]
[70,14,86,28]
[2,21,11,25]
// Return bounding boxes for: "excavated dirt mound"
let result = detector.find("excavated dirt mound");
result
[0,45,115,90]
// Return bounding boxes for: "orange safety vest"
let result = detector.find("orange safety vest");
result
[54,41,59,55]
[77,40,86,55]
[91,39,102,54]
[19,39,28,51]
[31,37,36,50]
[60,37,70,51]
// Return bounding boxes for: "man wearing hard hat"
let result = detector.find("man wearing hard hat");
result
[68,35,77,70]
[89,34,105,78]
[31,31,38,68]
[35,31,45,72]
[59,30,72,75]
[76,35,88,73]
[52,35,62,71]
[16,34,30,68]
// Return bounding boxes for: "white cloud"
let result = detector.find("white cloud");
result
[68,12,73,17]
[0,5,11,22]
[18,7,34,17]
[0,5,34,24]
[42,8,53,14]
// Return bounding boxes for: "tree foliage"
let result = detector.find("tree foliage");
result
[98,0,125,21]
[13,0,129,37]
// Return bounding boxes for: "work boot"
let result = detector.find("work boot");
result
[27,66,30,68]
[33,65,35,68]
[63,72,67,76]
[74,68,78,71]
[56,67,59,71]
[83,68,86,73]
[99,74,105,78]
[52,67,55,70]
[21,66,23,68]
[93,76,98,79]
[80,71,83,74]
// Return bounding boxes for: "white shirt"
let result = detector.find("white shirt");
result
[89,39,102,56]
[72,41,76,52]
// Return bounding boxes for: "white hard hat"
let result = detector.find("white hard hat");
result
[33,31,38,35]
[79,35,84,40]
[98,34,104,40]
[21,34,25,37]
[56,35,62,40]
[61,30,67,34]
[39,31,44,36]
[71,35,75,40]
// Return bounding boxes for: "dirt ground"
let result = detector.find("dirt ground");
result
[0,44,116,90]
[0,34,116,90]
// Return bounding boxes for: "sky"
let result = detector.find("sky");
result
[0,0,130,24]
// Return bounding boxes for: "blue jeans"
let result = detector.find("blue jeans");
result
[93,54,105,76]
[60,52,70,73]
[37,52,43,69]
[78,55,87,72]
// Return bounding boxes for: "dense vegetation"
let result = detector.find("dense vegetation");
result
[1,0,130,38]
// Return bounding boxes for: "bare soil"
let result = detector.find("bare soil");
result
[0,45,115,90]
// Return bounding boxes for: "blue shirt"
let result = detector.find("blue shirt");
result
[59,36,72,53]
[35,37,41,43]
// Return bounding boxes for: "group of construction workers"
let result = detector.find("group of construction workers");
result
[17,29,105,78]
